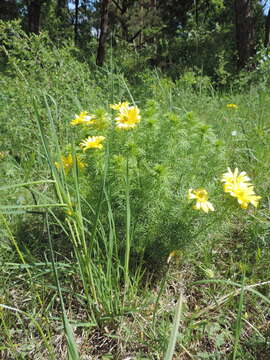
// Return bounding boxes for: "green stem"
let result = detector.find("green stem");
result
[124,155,131,294]
[233,275,245,360]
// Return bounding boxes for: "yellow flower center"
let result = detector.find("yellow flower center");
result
[195,189,208,202]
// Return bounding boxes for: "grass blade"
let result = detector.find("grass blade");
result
[232,276,245,360]
[164,292,184,360]
[46,213,80,360]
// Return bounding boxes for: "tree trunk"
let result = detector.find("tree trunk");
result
[96,0,111,66]
[74,0,79,44]
[264,7,270,47]
[27,0,42,34]
[234,0,256,69]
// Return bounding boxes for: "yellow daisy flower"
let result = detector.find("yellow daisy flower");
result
[55,154,86,174]
[188,188,215,213]
[115,104,141,130]
[221,167,250,193]
[231,183,261,209]
[70,111,96,126]
[80,136,105,152]
[110,101,129,111]
[226,103,238,109]
[221,168,261,209]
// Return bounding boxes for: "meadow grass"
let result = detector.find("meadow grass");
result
[1,37,270,359]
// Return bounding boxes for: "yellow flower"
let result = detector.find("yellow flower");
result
[226,103,238,109]
[110,101,141,129]
[231,183,261,209]
[221,168,261,209]
[80,136,105,152]
[55,154,86,174]
[70,111,96,126]
[188,188,215,213]
[110,101,129,111]
[221,167,250,193]
[115,104,141,130]
[76,156,86,170]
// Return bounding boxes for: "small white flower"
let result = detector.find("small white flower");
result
[231,130,237,136]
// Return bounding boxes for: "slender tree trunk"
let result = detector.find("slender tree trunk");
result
[74,0,79,44]
[264,7,270,47]
[151,0,157,55]
[96,0,111,66]
[234,0,256,69]
[27,0,42,34]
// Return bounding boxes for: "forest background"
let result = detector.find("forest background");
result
[2,0,270,77]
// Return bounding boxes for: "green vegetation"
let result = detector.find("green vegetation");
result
[1,26,270,359]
